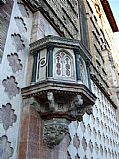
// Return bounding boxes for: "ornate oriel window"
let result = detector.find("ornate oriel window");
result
[21,36,96,150]
[30,36,92,89]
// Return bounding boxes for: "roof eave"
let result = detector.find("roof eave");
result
[101,0,118,32]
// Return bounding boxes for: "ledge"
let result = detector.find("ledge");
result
[100,0,118,32]
[21,80,96,106]
[30,35,92,62]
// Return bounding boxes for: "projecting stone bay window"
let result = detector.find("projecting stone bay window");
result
[31,36,90,86]
[21,36,96,148]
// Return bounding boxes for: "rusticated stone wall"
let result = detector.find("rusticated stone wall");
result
[0,0,13,63]
[0,1,33,158]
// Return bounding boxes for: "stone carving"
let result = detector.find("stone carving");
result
[82,137,87,152]
[0,135,13,159]
[7,53,22,73]
[47,92,55,112]
[55,51,74,78]
[14,17,27,32]
[0,103,17,130]
[23,0,79,39]
[17,1,29,17]
[43,118,69,148]
[2,76,20,99]
[11,33,25,51]
[73,133,80,149]
[70,95,92,121]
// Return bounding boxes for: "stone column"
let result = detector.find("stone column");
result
[86,61,92,91]
[19,97,41,159]
[74,48,81,82]
[31,52,38,83]
[47,44,54,78]
[19,97,69,159]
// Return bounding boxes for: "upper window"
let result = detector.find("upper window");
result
[54,50,75,80]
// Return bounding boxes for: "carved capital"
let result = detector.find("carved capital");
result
[43,118,69,148]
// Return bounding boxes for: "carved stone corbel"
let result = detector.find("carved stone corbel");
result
[47,92,55,112]
[43,118,69,148]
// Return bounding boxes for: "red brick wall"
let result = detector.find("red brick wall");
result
[0,0,13,63]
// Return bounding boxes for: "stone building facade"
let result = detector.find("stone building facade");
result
[0,0,119,159]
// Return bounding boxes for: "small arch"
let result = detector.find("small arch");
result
[54,49,75,80]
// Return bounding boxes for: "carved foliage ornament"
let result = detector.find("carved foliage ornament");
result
[43,118,69,148]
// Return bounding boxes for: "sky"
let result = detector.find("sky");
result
[109,0,119,50]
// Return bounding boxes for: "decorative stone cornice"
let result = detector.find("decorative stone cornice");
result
[29,35,92,62]
[22,81,96,105]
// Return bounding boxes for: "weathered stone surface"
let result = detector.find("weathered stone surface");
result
[0,0,13,63]
[2,76,20,99]
[73,133,80,149]
[19,106,40,159]
[14,16,27,32]
[0,103,17,130]
[7,53,23,73]
[11,33,25,51]
[43,118,69,148]
[0,135,13,159]
[23,0,79,39]
[17,1,29,17]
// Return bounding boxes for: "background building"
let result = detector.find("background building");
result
[0,0,119,159]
